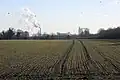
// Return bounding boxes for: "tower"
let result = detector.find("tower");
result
[38,27,41,36]
[78,27,83,35]
[78,27,80,35]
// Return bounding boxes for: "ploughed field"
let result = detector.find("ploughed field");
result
[0,40,120,80]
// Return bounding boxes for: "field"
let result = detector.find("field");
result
[0,40,120,79]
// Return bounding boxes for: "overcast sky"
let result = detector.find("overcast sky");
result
[0,0,120,34]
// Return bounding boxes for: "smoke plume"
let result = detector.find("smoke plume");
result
[20,7,40,35]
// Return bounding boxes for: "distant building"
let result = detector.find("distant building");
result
[57,32,70,36]
[78,27,90,36]
[39,27,41,36]
[57,32,70,39]
[78,27,83,35]
[37,27,41,36]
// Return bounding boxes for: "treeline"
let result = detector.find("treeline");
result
[1,27,120,40]
[97,27,120,39]
[0,28,71,40]
[0,28,29,40]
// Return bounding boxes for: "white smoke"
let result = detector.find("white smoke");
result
[20,7,40,35]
